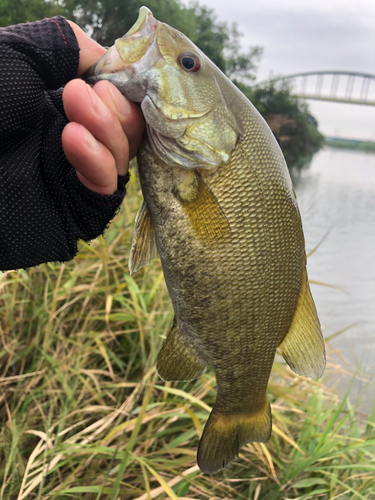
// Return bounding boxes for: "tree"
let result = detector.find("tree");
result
[0,0,322,168]
[0,0,262,82]
[0,0,62,26]
[74,0,261,79]
[235,80,324,169]
[75,0,192,48]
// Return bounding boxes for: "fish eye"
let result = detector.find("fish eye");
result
[178,52,201,72]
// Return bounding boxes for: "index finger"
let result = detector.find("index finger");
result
[92,80,145,161]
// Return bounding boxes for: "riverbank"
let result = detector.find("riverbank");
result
[325,137,375,152]
[0,175,374,498]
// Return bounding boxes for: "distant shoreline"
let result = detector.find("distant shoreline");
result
[325,137,375,153]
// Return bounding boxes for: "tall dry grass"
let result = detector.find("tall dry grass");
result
[0,178,374,499]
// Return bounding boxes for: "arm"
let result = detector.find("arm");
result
[0,17,144,271]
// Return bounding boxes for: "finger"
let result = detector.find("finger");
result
[62,122,118,195]
[92,80,145,160]
[63,79,130,176]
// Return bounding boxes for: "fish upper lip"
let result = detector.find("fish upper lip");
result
[86,9,158,81]
[123,6,157,38]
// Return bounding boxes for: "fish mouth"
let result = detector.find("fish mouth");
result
[85,45,125,78]
[123,6,157,38]
[84,7,158,83]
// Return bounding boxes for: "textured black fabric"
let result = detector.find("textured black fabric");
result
[0,16,129,271]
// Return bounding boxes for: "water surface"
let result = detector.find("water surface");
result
[293,147,375,412]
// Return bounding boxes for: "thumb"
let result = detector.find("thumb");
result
[67,20,105,77]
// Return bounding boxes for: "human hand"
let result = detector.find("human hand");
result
[62,22,145,195]
[0,16,145,270]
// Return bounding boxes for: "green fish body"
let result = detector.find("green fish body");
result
[86,6,325,474]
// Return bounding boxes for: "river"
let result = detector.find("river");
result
[293,147,375,414]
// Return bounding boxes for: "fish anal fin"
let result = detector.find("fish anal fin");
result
[197,400,272,475]
[128,200,158,275]
[156,320,207,381]
[173,171,231,243]
[279,269,326,379]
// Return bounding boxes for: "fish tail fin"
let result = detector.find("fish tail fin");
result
[197,400,272,474]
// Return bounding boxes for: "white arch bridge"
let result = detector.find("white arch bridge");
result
[257,71,375,106]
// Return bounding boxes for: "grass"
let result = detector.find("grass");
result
[0,177,375,499]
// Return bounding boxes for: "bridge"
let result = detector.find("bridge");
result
[256,71,375,106]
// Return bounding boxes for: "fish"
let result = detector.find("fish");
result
[85,6,326,475]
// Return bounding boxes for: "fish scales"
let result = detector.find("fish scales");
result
[85,6,326,474]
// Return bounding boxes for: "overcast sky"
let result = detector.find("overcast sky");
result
[184,0,375,140]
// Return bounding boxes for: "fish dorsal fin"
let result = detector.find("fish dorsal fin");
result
[279,268,326,379]
[128,200,158,275]
[157,318,207,381]
[174,171,231,244]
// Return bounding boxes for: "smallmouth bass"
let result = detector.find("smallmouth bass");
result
[85,6,325,474]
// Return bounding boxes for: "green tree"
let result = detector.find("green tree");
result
[75,0,261,79]
[75,0,193,48]
[0,0,81,26]
[0,0,61,26]
[0,0,261,82]
[183,3,262,78]
[0,0,322,168]
[236,80,324,168]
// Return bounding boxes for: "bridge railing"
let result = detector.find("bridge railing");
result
[254,71,375,106]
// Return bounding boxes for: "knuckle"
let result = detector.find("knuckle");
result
[110,123,128,151]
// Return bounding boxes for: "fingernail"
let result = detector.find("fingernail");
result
[87,84,109,118]
[82,126,101,151]
[108,85,131,116]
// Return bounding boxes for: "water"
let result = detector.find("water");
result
[293,147,375,413]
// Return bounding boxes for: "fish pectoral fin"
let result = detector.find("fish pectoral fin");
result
[128,200,158,275]
[176,172,231,243]
[156,319,207,381]
[197,400,272,475]
[279,269,326,379]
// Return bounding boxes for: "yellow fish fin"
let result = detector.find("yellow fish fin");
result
[176,172,231,244]
[279,269,326,379]
[197,400,272,474]
[156,319,207,381]
[128,200,158,275]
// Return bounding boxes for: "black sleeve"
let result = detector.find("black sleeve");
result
[0,16,129,271]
